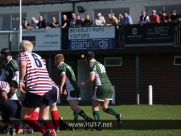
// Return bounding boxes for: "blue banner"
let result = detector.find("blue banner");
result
[69,38,115,50]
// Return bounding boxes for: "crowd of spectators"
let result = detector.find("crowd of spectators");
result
[22,9,181,30]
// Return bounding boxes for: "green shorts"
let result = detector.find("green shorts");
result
[92,85,113,101]
[67,89,80,101]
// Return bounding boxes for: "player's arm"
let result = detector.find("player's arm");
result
[60,73,66,95]
[0,69,5,81]
[1,91,8,101]
[80,72,95,88]
[11,60,19,83]
[19,61,27,102]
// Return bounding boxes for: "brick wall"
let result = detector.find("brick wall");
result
[105,53,181,104]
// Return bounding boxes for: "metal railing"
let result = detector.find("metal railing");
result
[174,23,181,47]
[0,23,181,51]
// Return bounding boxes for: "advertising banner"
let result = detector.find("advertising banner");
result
[124,23,174,47]
[68,26,115,50]
[22,28,61,51]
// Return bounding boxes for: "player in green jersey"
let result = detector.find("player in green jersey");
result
[0,48,20,99]
[0,48,19,83]
[54,54,92,130]
[80,51,122,130]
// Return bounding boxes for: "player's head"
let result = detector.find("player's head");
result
[19,40,33,53]
[54,54,64,66]
[84,51,95,63]
[1,48,10,60]
[9,80,18,93]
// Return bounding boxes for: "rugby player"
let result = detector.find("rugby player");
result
[54,54,93,130]
[80,51,122,130]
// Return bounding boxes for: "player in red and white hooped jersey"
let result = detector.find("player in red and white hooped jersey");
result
[18,40,54,136]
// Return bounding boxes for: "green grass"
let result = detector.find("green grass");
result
[2,105,181,136]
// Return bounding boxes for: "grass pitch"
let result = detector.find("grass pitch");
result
[1,104,181,136]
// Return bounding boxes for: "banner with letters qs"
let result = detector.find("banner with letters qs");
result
[68,26,115,50]
[21,28,61,51]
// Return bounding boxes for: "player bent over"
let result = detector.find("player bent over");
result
[0,80,33,135]
[80,51,122,131]
[18,40,54,136]
[54,54,93,130]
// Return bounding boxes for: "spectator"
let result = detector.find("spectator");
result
[75,14,84,27]
[149,9,160,23]
[49,17,59,28]
[118,14,123,25]
[139,10,149,24]
[22,17,29,29]
[61,14,69,28]
[36,16,47,29]
[61,14,69,49]
[170,10,179,22]
[83,14,93,27]
[178,14,181,22]
[122,12,133,25]
[160,11,169,23]
[111,13,118,22]
[28,17,38,29]
[106,13,118,26]
[69,13,76,27]
[95,13,106,26]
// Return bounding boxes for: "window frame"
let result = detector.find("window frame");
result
[173,56,181,66]
[104,57,122,67]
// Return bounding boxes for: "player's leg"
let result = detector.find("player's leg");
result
[67,90,92,122]
[101,85,123,127]
[92,99,102,130]
[21,92,49,135]
[50,86,61,132]
[40,91,57,136]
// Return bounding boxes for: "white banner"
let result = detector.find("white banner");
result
[22,28,61,51]
[69,26,115,39]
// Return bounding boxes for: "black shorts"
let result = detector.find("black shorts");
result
[22,92,44,108]
[42,86,57,106]
[0,100,21,121]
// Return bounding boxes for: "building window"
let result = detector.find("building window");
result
[40,12,59,26]
[174,56,181,66]
[94,8,129,23]
[146,5,181,17]
[0,13,26,30]
[104,57,122,66]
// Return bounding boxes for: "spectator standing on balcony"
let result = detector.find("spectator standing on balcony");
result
[49,17,59,28]
[36,16,47,29]
[139,10,149,24]
[69,13,76,27]
[178,14,181,22]
[22,17,29,29]
[83,14,93,27]
[61,14,69,49]
[61,14,69,28]
[28,17,38,29]
[160,11,169,23]
[170,10,179,22]
[117,14,124,47]
[122,12,133,25]
[75,14,84,27]
[95,13,106,26]
[106,13,118,26]
[111,13,118,22]
[149,9,160,23]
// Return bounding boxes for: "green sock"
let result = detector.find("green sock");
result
[105,107,118,117]
[73,112,79,123]
[93,111,101,127]
[78,110,90,121]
